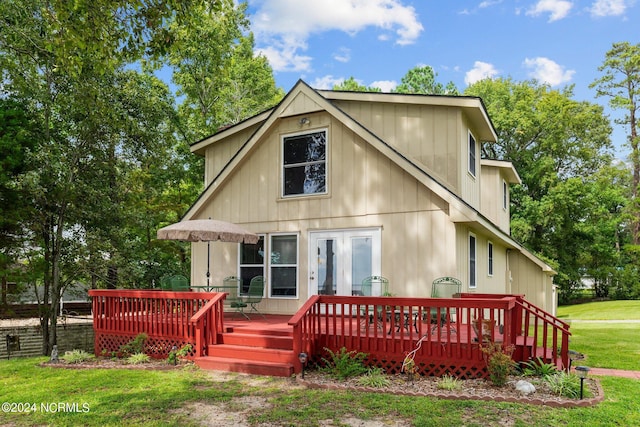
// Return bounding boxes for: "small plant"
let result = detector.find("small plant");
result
[437,374,462,391]
[61,349,95,364]
[119,333,148,357]
[127,352,151,365]
[167,344,193,365]
[176,344,192,358]
[545,372,585,399]
[480,342,516,387]
[521,357,558,378]
[402,356,418,382]
[356,367,391,388]
[320,347,368,380]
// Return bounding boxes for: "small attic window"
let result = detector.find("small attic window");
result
[282,130,327,197]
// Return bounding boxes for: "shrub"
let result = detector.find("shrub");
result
[545,372,585,399]
[437,374,462,391]
[320,347,368,380]
[521,357,558,378]
[481,342,516,387]
[119,333,148,357]
[356,367,391,388]
[167,344,193,365]
[62,350,94,364]
[127,352,151,365]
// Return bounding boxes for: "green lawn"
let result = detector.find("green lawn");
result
[557,300,640,320]
[1,300,639,426]
[557,300,640,371]
[0,358,639,427]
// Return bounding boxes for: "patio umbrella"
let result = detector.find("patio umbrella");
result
[157,219,259,288]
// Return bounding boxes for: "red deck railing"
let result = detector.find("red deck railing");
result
[89,289,218,358]
[288,294,571,378]
[89,291,570,378]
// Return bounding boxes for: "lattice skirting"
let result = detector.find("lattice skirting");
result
[94,332,196,359]
[313,348,488,380]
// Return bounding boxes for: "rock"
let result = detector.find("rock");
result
[516,380,536,395]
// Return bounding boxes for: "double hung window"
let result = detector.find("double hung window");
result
[282,130,327,197]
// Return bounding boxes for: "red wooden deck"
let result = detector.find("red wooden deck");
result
[89,290,571,379]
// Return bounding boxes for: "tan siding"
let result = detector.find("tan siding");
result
[331,100,461,192]
[192,113,458,313]
[204,126,259,185]
[509,251,553,311]
[480,166,510,233]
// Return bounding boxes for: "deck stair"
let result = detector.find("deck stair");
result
[194,324,297,377]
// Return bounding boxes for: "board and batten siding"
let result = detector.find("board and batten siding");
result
[191,112,459,314]
[509,251,555,314]
[455,225,508,295]
[204,124,261,186]
[329,100,462,194]
[480,166,511,234]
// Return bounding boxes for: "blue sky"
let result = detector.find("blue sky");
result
[245,0,638,156]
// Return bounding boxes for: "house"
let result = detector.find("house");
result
[183,80,557,316]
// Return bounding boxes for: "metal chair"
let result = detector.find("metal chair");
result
[242,276,265,319]
[359,276,389,331]
[221,276,248,319]
[170,275,190,291]
[160,276,173,291]
[430,276,462,334]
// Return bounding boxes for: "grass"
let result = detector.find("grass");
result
[557,300,640,320]
[558,300,640,371]
[1,358,639,427]
[1,300,638,426]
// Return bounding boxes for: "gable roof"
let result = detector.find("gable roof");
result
[183,80,554,275]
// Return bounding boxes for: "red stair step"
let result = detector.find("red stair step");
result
[222,332,292,350]
[195,356,294,377]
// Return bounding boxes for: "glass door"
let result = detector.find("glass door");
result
[309,229,381,297]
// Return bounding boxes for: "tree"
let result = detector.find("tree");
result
[167,1,282,141]
[394,65,459,95]
[333,77,382,92]
[591,42,640,244]
[465,78,615,302]
[0,0,218,355]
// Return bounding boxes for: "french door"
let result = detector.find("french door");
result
[309,228,381,297]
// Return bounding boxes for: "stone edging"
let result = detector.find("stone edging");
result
[298,377,604,408]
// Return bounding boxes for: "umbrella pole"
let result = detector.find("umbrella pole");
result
[206,241,211,289]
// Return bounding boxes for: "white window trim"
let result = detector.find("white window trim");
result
[281,128,329,199]
[238,234,266,295]
[468,131,477,178]
[469,233,477,289]
[488,241,494,277]
[269,233,299,299]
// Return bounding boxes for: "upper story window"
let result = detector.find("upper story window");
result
[282,130,327,197]
[468,132,476,177]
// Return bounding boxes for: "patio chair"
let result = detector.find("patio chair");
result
[430,276,462,334]
[359,276,389,331]
[170,275,190,291]
[160,275,173,291]
[241,276,265,319]
[221,276,249,319]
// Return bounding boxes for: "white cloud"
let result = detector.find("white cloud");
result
[311,75,345,90]
[523,57,575,86]
[252,0,423,71]
[590,0,627,17]
[526,0,573,22]
[479,0,504,8]
[371,80,397,92]
[333,47,351,63]
[465,61,499,85]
